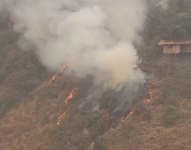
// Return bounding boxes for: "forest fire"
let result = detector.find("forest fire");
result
[143,81,153,103]
[143,89,153,103]
[65,87,79,104]
[60,63,69,73]
[49,63,69,84]
[121,107,136,122]
[57,111,68,125]
[50,74,58,84]
[121,81,153,122]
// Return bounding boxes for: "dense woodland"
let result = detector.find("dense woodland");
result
[145,0,191,55]
[1,1,191,150]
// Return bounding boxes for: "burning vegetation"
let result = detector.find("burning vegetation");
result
[57,110,68,125]
[49,63,69,84]
[121,107,136,122]
[64,87,79,104]
[143,81,153,103]
[2,0,191,149]
[120,80,153,122]
[143,89,153,103]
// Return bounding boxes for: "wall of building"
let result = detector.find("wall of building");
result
[180,44,191,52]
[163,45,180,54]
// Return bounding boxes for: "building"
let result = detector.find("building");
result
[157,40,191,54]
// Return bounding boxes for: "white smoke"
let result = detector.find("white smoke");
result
[147,0,169,9]
[158,0,168,9]
[0,0,146,88]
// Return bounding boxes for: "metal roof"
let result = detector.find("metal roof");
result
[157,40,191,45]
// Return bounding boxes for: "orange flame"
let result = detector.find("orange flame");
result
[57,111,68,125]
[143,88,153,103]
[121,81,153,122]
[121,107,136,122]
[49,63,69,84]
[49,74,58,84]
[65,87,79,104]
[60,63,69,73]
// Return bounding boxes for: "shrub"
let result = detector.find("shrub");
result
[0,88,21,106]
[0,88,21,118]
[165,91,178,107]
[4,70,39,94]
[90,116,110,139]
[93,136,106,150]
[134,101,146,116]
[157,90,179,105]
[143,109,152,121]
[162,105,180,126]
[122,122,135,138]
[86,112,110,139]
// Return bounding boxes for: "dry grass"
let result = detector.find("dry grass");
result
[102,77,191,150]
[0,74,75,150]
[0,96,55,150]
[1,30,191,150]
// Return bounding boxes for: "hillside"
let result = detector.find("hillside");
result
[99,54,191,150]
[2,32,191,150]
[0,31,113,150]
[1,0,191,150]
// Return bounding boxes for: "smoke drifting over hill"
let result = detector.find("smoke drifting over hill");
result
[0,0,146,88]
[147,0,168,8]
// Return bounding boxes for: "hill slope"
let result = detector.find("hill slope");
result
[100,55,191,150]
[2,1,191,150]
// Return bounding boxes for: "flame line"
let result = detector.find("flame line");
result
[121,81,153,122]
[64,87,79,104]
[143,82,153,103]
[57,110,68,125]
[49,63,69,84]
[121,107,136,122]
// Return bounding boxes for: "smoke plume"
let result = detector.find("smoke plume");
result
[147,0,169,9]
[158,0,168,8]
[0,0,146,88]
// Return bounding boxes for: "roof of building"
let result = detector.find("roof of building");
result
[157,40,191,45]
